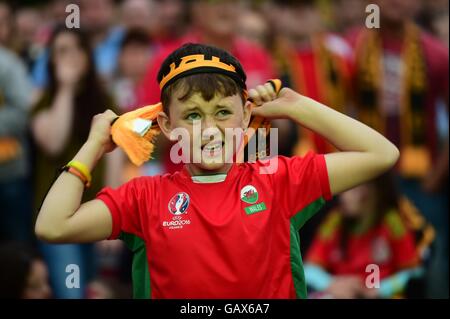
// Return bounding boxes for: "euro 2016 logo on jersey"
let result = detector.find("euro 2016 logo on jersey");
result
[164,192,191,230]
[168,192,190,215]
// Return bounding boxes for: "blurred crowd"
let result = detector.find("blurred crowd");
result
[0,0,448,299]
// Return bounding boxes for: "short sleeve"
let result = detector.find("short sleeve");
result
[96,177,151,240]
[272,152,332,221]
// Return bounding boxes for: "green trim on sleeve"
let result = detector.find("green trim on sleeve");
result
[290,198,326,299]
[291,198,326,230]
[290,223,307,299]
[119,232,151,299]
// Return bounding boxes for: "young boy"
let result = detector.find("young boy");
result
[35,43,400,298]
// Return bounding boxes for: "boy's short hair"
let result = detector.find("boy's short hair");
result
[157,43,247,113]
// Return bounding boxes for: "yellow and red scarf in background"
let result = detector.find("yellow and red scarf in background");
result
[273,34,352,155]
[355,24,430,178]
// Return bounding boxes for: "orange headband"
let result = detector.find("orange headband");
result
[159,54,245,90]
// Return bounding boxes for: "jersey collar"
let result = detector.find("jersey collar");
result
[180,163,241,184]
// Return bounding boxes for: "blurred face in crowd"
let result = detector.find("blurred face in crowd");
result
[119,42,151,81]
[121,0,156,33]
[80,0,115,34]
[22,260,52,299]
[16,8,41,44]
[52,31,89,79]
[373,0,421,26]
[260,1,283,34]
[339,183,376,218]
[154,0,186,35]
[433,13,449,48]
[277,4,323,41]
[332,0,365,32]
[238,9,269,47]
[192,0,239,39]
[49,0,74,25]
[0,3,12,45]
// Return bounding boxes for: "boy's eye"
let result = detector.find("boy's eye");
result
[185,113,201,121]
[216,110,232,118]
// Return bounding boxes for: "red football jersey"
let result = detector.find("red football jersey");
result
[96,153,332,298]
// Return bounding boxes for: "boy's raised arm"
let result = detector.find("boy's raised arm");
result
[250,85,400,196]
[35,110,118,243]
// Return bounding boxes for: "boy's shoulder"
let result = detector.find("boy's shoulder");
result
[129,169,184,183]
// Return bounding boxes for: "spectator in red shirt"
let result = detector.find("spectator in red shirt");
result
[305,173,422,299]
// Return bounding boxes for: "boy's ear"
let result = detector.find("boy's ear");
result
[242,100,252,129]
[157,111,172,140]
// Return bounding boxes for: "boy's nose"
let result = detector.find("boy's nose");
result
[202,116,218,130]
[201,125,222,144]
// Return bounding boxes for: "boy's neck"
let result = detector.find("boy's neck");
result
[186,163,233,177]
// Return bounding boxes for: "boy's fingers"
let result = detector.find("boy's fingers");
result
[102,109,119,125]
[255,85,271,103]
[104,109,118,119]
[248,88,262,106]
[249,81,279,106]
[264,82,277,100]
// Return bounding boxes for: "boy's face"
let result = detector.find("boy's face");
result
[157,90,252,174]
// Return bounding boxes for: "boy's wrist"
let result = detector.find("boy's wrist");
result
[291,95,322,127]
[85,138,104,153]
[73,139,105,171]
[285,96,307,122]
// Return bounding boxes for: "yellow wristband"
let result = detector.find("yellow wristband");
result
[67,160,92,184]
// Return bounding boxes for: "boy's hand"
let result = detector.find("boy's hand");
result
[87,109,118,155]
[249,84,302,120]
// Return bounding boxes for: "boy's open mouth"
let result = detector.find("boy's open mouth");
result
[201,141,225,158]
